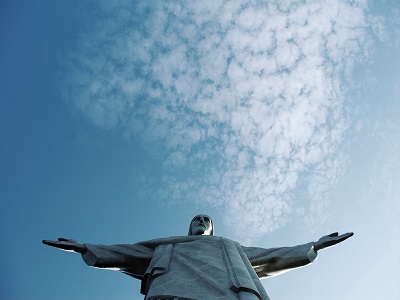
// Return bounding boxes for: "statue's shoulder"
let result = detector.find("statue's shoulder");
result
[139,235,240,248]
[138,235,187,246]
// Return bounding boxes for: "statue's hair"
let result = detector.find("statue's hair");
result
[188,214,214,236]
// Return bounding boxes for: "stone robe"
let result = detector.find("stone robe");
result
[82,235,317,300]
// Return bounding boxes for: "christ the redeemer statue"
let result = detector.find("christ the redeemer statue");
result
[43,214,353,300]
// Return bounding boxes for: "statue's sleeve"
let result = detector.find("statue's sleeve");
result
[243,242,317,278]
[81,242,155,280]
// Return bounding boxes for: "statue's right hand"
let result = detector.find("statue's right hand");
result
[42,238,87,253]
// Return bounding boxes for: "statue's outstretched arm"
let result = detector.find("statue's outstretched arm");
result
[314,232,354,251]
[43,238,87,254]
[245,231,353,278]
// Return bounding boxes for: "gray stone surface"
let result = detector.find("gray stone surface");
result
[43,214,353,299]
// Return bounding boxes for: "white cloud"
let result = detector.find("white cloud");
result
[61,0,374,240]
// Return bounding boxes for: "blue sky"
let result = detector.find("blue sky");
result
[0,0,399,299]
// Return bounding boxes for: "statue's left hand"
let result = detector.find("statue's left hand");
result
[314,232,354,251]
[42,238,87,253]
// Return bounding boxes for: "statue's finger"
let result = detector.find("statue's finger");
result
[58,237,79,243]
[338,232,354,241]
[328,232,339,237]
[43,240,61,247]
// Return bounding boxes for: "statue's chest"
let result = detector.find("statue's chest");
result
[146,239,236,299]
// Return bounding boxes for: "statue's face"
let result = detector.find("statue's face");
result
[190,214,212,235]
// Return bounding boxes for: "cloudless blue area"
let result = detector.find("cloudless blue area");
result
[1,1,399,299]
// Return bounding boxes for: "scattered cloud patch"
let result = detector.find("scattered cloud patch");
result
[61,0,374,240]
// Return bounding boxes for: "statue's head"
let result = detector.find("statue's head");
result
[188,214,214,236]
